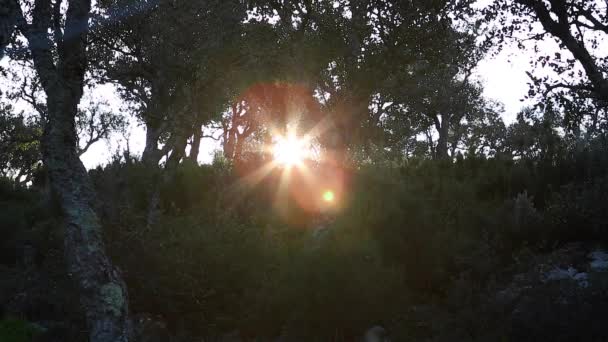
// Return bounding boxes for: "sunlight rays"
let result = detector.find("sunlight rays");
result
[234,160,277,189]
[231,117,341,217]
[272,133,310,167]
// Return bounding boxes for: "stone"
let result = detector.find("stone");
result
[364,326,390,342]
[589,250,608,272]
[543,267,577,282]
[542,267,589,288]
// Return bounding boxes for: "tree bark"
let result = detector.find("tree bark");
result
[7,0,132,340]
[166,132,188,168]
[145,128,188,228]
[141,117,163,228]
[434,114,450,160]
[45,88,131,342]
[188,125,202,163]
[142,117,162,166]
[224,130,236,159]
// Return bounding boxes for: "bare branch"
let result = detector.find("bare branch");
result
[543,82,596,96]
[201,134,221,141]
[573,4,608,34]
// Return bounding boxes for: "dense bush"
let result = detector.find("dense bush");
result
[2,143,608,340]
[545,175,608,243]
[86,150,608,339]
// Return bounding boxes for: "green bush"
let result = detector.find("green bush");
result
[89,151,608,339]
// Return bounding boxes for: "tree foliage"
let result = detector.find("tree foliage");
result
[0,103,42,184]
[485,0,608,127]
[3,0,608,341]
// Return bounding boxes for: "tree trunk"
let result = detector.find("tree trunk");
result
[141,118,164,228]
[223,129,236,160]
[142,119,162,166]
[44,88,131,342]
[234,135,244,161]
[188,126,202,163]
[145,130,188,228]
[425,128,435,157]
[434,115,450,160]
[7,0,132,340]
[167,133,188,168]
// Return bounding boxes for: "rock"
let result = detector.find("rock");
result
[543,267,577,281]
[363,326,390,342]
[542,267,589,288]
[589,250,608,272]
[495,244,608,341]
[573,272,589,288]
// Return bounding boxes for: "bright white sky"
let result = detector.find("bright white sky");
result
[475,48,531,122]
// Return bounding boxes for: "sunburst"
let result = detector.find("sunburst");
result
[272,132,311,167]
[234,122,339,216]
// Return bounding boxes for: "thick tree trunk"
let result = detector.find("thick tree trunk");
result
[145,130,188,228]
[223,129,236,160]
[234,136,244,161]
[142,119,161,166]
[141,118,163,228]
[188,127,201,163]
[167,133,188,167]
[434,115,450,160]
[6,0,133,340]
[44,90,131,342]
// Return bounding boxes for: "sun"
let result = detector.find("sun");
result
[272,133,310,167]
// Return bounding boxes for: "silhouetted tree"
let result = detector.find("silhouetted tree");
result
[1,0,131,340]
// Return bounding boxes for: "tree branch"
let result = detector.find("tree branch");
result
[573,4,608,34]
[543,82,596,96]
[517,0,608,102]
[59,0,91,96]
[52,0,63,47]
[16,0,59,94]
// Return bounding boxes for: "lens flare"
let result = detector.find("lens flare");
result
[272,133,309,167]
[322,190,335,203]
